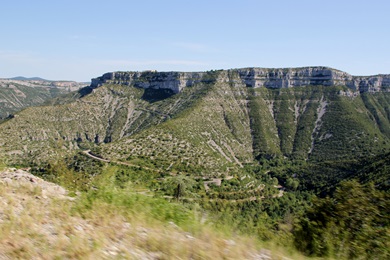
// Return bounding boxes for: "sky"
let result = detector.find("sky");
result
[0,0,389,82]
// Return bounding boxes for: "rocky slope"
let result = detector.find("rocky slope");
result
[0,67,389,173]
[0,79,88,119]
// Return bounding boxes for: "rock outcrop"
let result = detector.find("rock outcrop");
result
[91,67,390,94]
[91,71,205,93]
[0,168,68,199]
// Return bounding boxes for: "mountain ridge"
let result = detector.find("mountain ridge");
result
[0,67,389,171]
[90,67,390,94]
[8,76,48,81]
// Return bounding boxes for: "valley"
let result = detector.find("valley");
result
[0,67,389,259]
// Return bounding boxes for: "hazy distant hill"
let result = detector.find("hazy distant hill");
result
[9,76,48,81]
[0,78,89,119]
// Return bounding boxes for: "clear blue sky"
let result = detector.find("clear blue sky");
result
[0,0,389,81]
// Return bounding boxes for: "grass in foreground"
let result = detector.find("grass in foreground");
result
[0,167,307,259]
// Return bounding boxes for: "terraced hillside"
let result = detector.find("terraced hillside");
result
[0,68,389,174]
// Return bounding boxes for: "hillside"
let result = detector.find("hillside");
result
[0,67,389,169]
[0,78,88,119]
[0,67,389,259]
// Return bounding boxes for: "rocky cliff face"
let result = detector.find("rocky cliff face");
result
[91,67,390,93]
[91,71,205,93]
[236,67,390,92]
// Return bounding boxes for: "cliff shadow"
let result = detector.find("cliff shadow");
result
[78,86,94,98]
[141,88,176,103]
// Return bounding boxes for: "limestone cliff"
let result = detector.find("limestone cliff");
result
[91,67,390,93]
[91,71,205,93]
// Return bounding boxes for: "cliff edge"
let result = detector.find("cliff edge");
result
[91,67,390,93]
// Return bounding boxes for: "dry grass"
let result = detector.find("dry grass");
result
[0,168,305,259]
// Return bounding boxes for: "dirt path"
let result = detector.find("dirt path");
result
[82,150,111,162]
[82,150,165,173]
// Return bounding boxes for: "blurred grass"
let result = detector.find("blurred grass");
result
[0,165,309,259]
[0,159,310,259]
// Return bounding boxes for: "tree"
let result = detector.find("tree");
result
[164,175,196,201]
[286,178,299,190]
[294,180,390,259]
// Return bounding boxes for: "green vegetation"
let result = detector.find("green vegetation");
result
[295,180,389,259]
[26,151,389,259]
[1,69,389,259]
[267,152,390,196]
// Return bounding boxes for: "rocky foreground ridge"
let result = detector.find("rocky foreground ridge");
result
[91,67,390,93]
